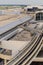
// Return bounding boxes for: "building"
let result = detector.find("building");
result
[35,11,43,21]
[24,6,43,13]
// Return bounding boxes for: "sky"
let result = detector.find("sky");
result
[0,0,43,5]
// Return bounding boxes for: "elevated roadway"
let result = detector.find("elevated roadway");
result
[7,33,43,65]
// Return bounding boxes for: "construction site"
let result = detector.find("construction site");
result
[0,5,43,65]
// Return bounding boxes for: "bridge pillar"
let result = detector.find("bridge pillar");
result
[4,59,7,65]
